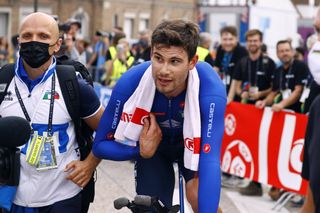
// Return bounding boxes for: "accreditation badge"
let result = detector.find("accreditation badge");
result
[26,133,45,166]
[36,135,58,171]
[300,87,310,103]
[224,74,231,85]
[248,86,259,100]
[282,89,291,100]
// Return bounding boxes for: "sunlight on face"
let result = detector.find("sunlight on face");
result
[151,45,197,98]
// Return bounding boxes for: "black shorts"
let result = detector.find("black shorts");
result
[135,141,196,208]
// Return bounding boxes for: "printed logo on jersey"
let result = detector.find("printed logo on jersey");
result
[179,101,185,119]
[107,132,114,140]
[184,137,201,154]
[207,103,215,137]
[4,90,13,101]
[203,144,211,153]
[153,112,166,116]
[112,100,121,129]
[43,90,60,100]
[179,101,185,108]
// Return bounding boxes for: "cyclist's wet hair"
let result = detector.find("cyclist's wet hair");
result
[151,19,200,60]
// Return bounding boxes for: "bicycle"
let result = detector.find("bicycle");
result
[114,195,180,213]
[114,164,185,213]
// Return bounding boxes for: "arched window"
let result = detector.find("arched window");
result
[73,7,89,38]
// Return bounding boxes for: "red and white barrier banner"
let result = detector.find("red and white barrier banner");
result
[221,102,308,195]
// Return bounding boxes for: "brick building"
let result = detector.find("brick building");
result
[0,0,196,43]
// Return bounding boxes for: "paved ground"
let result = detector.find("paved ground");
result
[89,160,301,213]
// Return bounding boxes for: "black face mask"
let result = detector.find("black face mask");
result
[19,41,53,68]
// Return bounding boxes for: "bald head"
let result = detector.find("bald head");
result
[199,32,211,49]
[18,12,62,71]
[20,12,59,41]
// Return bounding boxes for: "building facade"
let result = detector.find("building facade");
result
[0,0,196,43]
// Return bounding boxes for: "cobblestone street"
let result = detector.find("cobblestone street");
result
[89,160,300,213]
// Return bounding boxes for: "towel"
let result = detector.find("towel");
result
[114,65,201,171]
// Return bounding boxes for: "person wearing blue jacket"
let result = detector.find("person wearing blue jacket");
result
[93,19,226,213]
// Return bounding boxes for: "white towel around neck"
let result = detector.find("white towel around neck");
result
[114,65,201,171]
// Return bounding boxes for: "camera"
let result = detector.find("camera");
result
[0,117,31,186]
[58,23,71,34]
[0,147,20,186]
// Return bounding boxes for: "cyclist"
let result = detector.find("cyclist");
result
[93,19,226,213]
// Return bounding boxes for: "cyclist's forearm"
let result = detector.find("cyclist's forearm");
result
[93,139,139,161]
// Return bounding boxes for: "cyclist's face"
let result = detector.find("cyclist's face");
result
[151,44,197,98]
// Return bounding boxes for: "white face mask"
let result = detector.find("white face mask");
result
[308,41,320,85]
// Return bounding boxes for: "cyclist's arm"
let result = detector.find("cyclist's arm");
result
[92,62,151,161]
[198,95,226,213]
[92,90,140,161]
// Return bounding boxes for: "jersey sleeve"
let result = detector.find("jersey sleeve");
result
[92,88,140,160]
[198,95,226,213]
[92,62,151,160]
[196,62,227,212]
[78,79,101,118]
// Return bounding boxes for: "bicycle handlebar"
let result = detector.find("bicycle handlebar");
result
[114,195,180,213]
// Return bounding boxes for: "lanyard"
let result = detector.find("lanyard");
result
[248,57,260,87]
[279,62,293,91]
[14,72,56,136]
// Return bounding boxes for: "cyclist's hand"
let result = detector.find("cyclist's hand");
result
[139,113,162,158]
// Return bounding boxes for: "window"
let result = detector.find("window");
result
[139,13,150,32]
[113,14,118,28]
[0,13,9,37]
[73,9,89,39]
[139,19,149,32]
[124,12,136,39]
[124,18,134,39]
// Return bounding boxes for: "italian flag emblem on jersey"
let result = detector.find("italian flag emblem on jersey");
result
[43,91,60,100]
